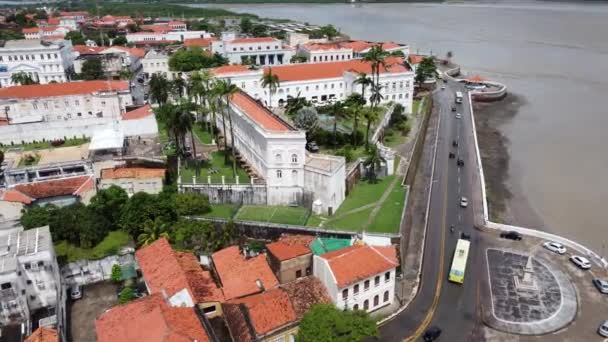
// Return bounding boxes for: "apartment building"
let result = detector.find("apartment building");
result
[0,39,74,87]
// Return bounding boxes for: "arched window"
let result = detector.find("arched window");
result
[275,153,282,162]
[375,276,380,286]
[292,170,298,180]
[342,289,348,300]
[353,304,359,310]
[291,154,298,163]
[384,291,389,302]
[373,295,379,307]
[276,170,282,178]
[363,300,369,310]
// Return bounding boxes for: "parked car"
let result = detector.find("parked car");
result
[455,113,462,119]
[451,106,456,112]
[70,285,82,300]
[441,85,446,90]
[543,241,566,255]
[423,326,442,342]
[599,320,608,337]
[500,231,523,241]
[306,141,320,152]
[460,197,468,208]
[449,152,455,159]
[570,255,591,270]
[593,279,608,294]
[457,158,464,166]
[452,140,458,147]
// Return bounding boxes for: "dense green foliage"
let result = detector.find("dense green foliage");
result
[168,47,228,72]
[80,58,105,80]
[173,219,234,254]
[65,31,86,46]
[111,264,123,283]
[63,2,257,19]
[297,304,378,342]
[119,192,177,239]
[174,192,211,216]
[414,56,437,85]
[118,287,135,304]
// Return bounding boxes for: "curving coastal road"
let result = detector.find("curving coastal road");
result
[378,80,489,341]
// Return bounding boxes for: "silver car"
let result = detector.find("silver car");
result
[570,255,591,270]
[70,285,82,300]
[460,197,468,208]
[598,320,608,337]
[543,241,566,255]
[593,279,608,294]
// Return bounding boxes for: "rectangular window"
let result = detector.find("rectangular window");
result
[1,283,11,290]
[385,272,390,282]
[375,276,380,286]
[364,280,369,291]
[296,270,302,278]
[43,102,48,109]
[354,284,359,294]
[342,288,348,300]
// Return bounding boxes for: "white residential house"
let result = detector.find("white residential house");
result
[313,244,399,312]
[0,80,133,144]
[0,226,61,328]
[211,90,345,213]
[212,56,415,113]
[141,49,175,80]
[211,33,294,66]
[22,26,71,40]
[0,39,74,87]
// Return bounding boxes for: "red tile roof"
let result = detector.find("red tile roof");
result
[341,40,402,53]
[101,167,165,180]
[408,54,424,64]
[320,244,398,288]
[73,45,104,55]
[96,293,211,342]
[266,235,313,262]
[212,245,279,300]
[184,37,218,48]
[0,189,33,204]
[224,289,297,339]
[25,327,58,342]
[211,64,252,75]
[47,18,60,25]
[168,21,186,26]
[136,238,224,303]
[230,37,278,44]
[280,276,331,318]
[106,45,146,58]
[22,27,40,34]
[301,42,352,51]
[230,91,292,132]
[264,57,409,82]
[59,11,89,17]
[123,104,153,120]
[9,175,94,202]
[0,81,128,99]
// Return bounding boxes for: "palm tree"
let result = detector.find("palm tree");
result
[211,82,229,153]
[260,68,280,108]
[149,74,170,106]
[215,79,240,177]
[177,99,196,160]
[354,73,373,104]
[363,44,388,88]
[11,72,37,85]
[363,106,380,150]
[172,76,187,99]
[137,218,170,246]
[369,83,384,109]
[363,145,386,184]
[349,104,362,146]
[328,101,348,147]
[156,103,181,153]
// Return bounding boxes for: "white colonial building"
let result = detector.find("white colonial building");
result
[22,26,71,40]
[126,30,212,44]
[211,90,345,213]
[0,39,74,87]
[211,34,294,66]
[141,49,174,80]
[0,226,61,327]
[0,80,133,144]
[297,42,354,63]
[212,56,415,113]
[313,244,398,312]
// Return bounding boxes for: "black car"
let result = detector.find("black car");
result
[306,141,320,152]
[451,106,456,112]
[457,159,464,166]
[423,326,442,341]
[452,140,458,147]
[500,231,523,241]
[449,152,455,159]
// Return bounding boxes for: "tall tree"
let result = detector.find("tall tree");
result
[89,185,129,227]
[294,106,319,138]
[354,72,372,104]
[215,80,240,177]
[149,74,170,106]
[177,99,196,159]
[137,217,170,246]
[363,106,379,150]
[10,71,37,85]
[80,58,105,80]
[260,68,280,108]
[363,145,386,184]
[369,83,384,108]
[363,44,388,89]
[297,304,378,342]
[239,17,253,34]
[328,101,348,147]
[156,103,182,153]
[172,76,187,99]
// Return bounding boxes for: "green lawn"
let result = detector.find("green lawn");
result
[201,204,238,219]
[383,127,409,148]
[412,99,421,115]
[368,186,407,233]
[323,207,374,232]
[192,123,213,144]
[180,151,250,184]
[335,176,395,215]
[55,231,132,263]
[235,205,309,225]
[2,137,89,152]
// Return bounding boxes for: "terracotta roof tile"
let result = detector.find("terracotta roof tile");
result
[136,238,224,303]
[320,244,398,288]
[22,27,40,33]
[11,175,94,201]
[408,54,424,64]
[229,37,278,44]
[212,245,279,300]
[47,18,60,25]
[96,293,211,342]
[280,276,331,318]
[122,104,153,120]
[341,40,402,53]
[0,81,128,99]
[230,91,293,132]
[101,167,165,180]
[266,235,313,262]
[73,45,104,54]
[301,42,352,51]
[222,303,253,342]
[211,64,252,75]
[25,327,58,342]
[0,189,33,204]
[264,57,409,82]
[225,289,297,338]
[106,45,146,58]
[184,37,218,48]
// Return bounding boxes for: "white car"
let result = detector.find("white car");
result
[460,197,468,208]
[70,285,82,300]
[598,320,608,337]
[543,241,566,255]
[455,113,462,119]
[570,255,591,270]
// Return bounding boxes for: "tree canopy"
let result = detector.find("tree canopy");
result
[415,57,437,85]
[119,191,177,239]
[173,219,234,254]
[297,304,378,342]
[65,31,86,46]
[168,47,228,72]
[174,192,211,216]
[80,58,105,80]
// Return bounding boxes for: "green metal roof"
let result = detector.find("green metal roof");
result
[120,264,137,280]
[310,238,351,256]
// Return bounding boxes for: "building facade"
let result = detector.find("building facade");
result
[141,50,174,80]
[0,226,61,330]
[126,30,212,44]
[211,35,294,66]
[297,42,353,63]
[313,244,398,313]
[266,235,314,284]
[72,45,144,76]
[0,39,74,87]
[99,167,165,195]
[0,81,133,144]
[22,26,71,40]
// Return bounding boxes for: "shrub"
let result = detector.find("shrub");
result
[174,192,211,216]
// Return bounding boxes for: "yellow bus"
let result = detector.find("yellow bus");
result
[448,238,470,284]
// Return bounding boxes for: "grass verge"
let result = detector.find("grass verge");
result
[367,186,407,233]
[55,231,131,263]
[202,204,238,219]
[180,150,250,184]
[335,176,395,215]
[235,205,309,225]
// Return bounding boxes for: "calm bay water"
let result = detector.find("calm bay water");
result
[191,1,608,252]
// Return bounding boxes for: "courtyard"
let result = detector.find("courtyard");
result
[68,282,120,342]
[180,150,251,184]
